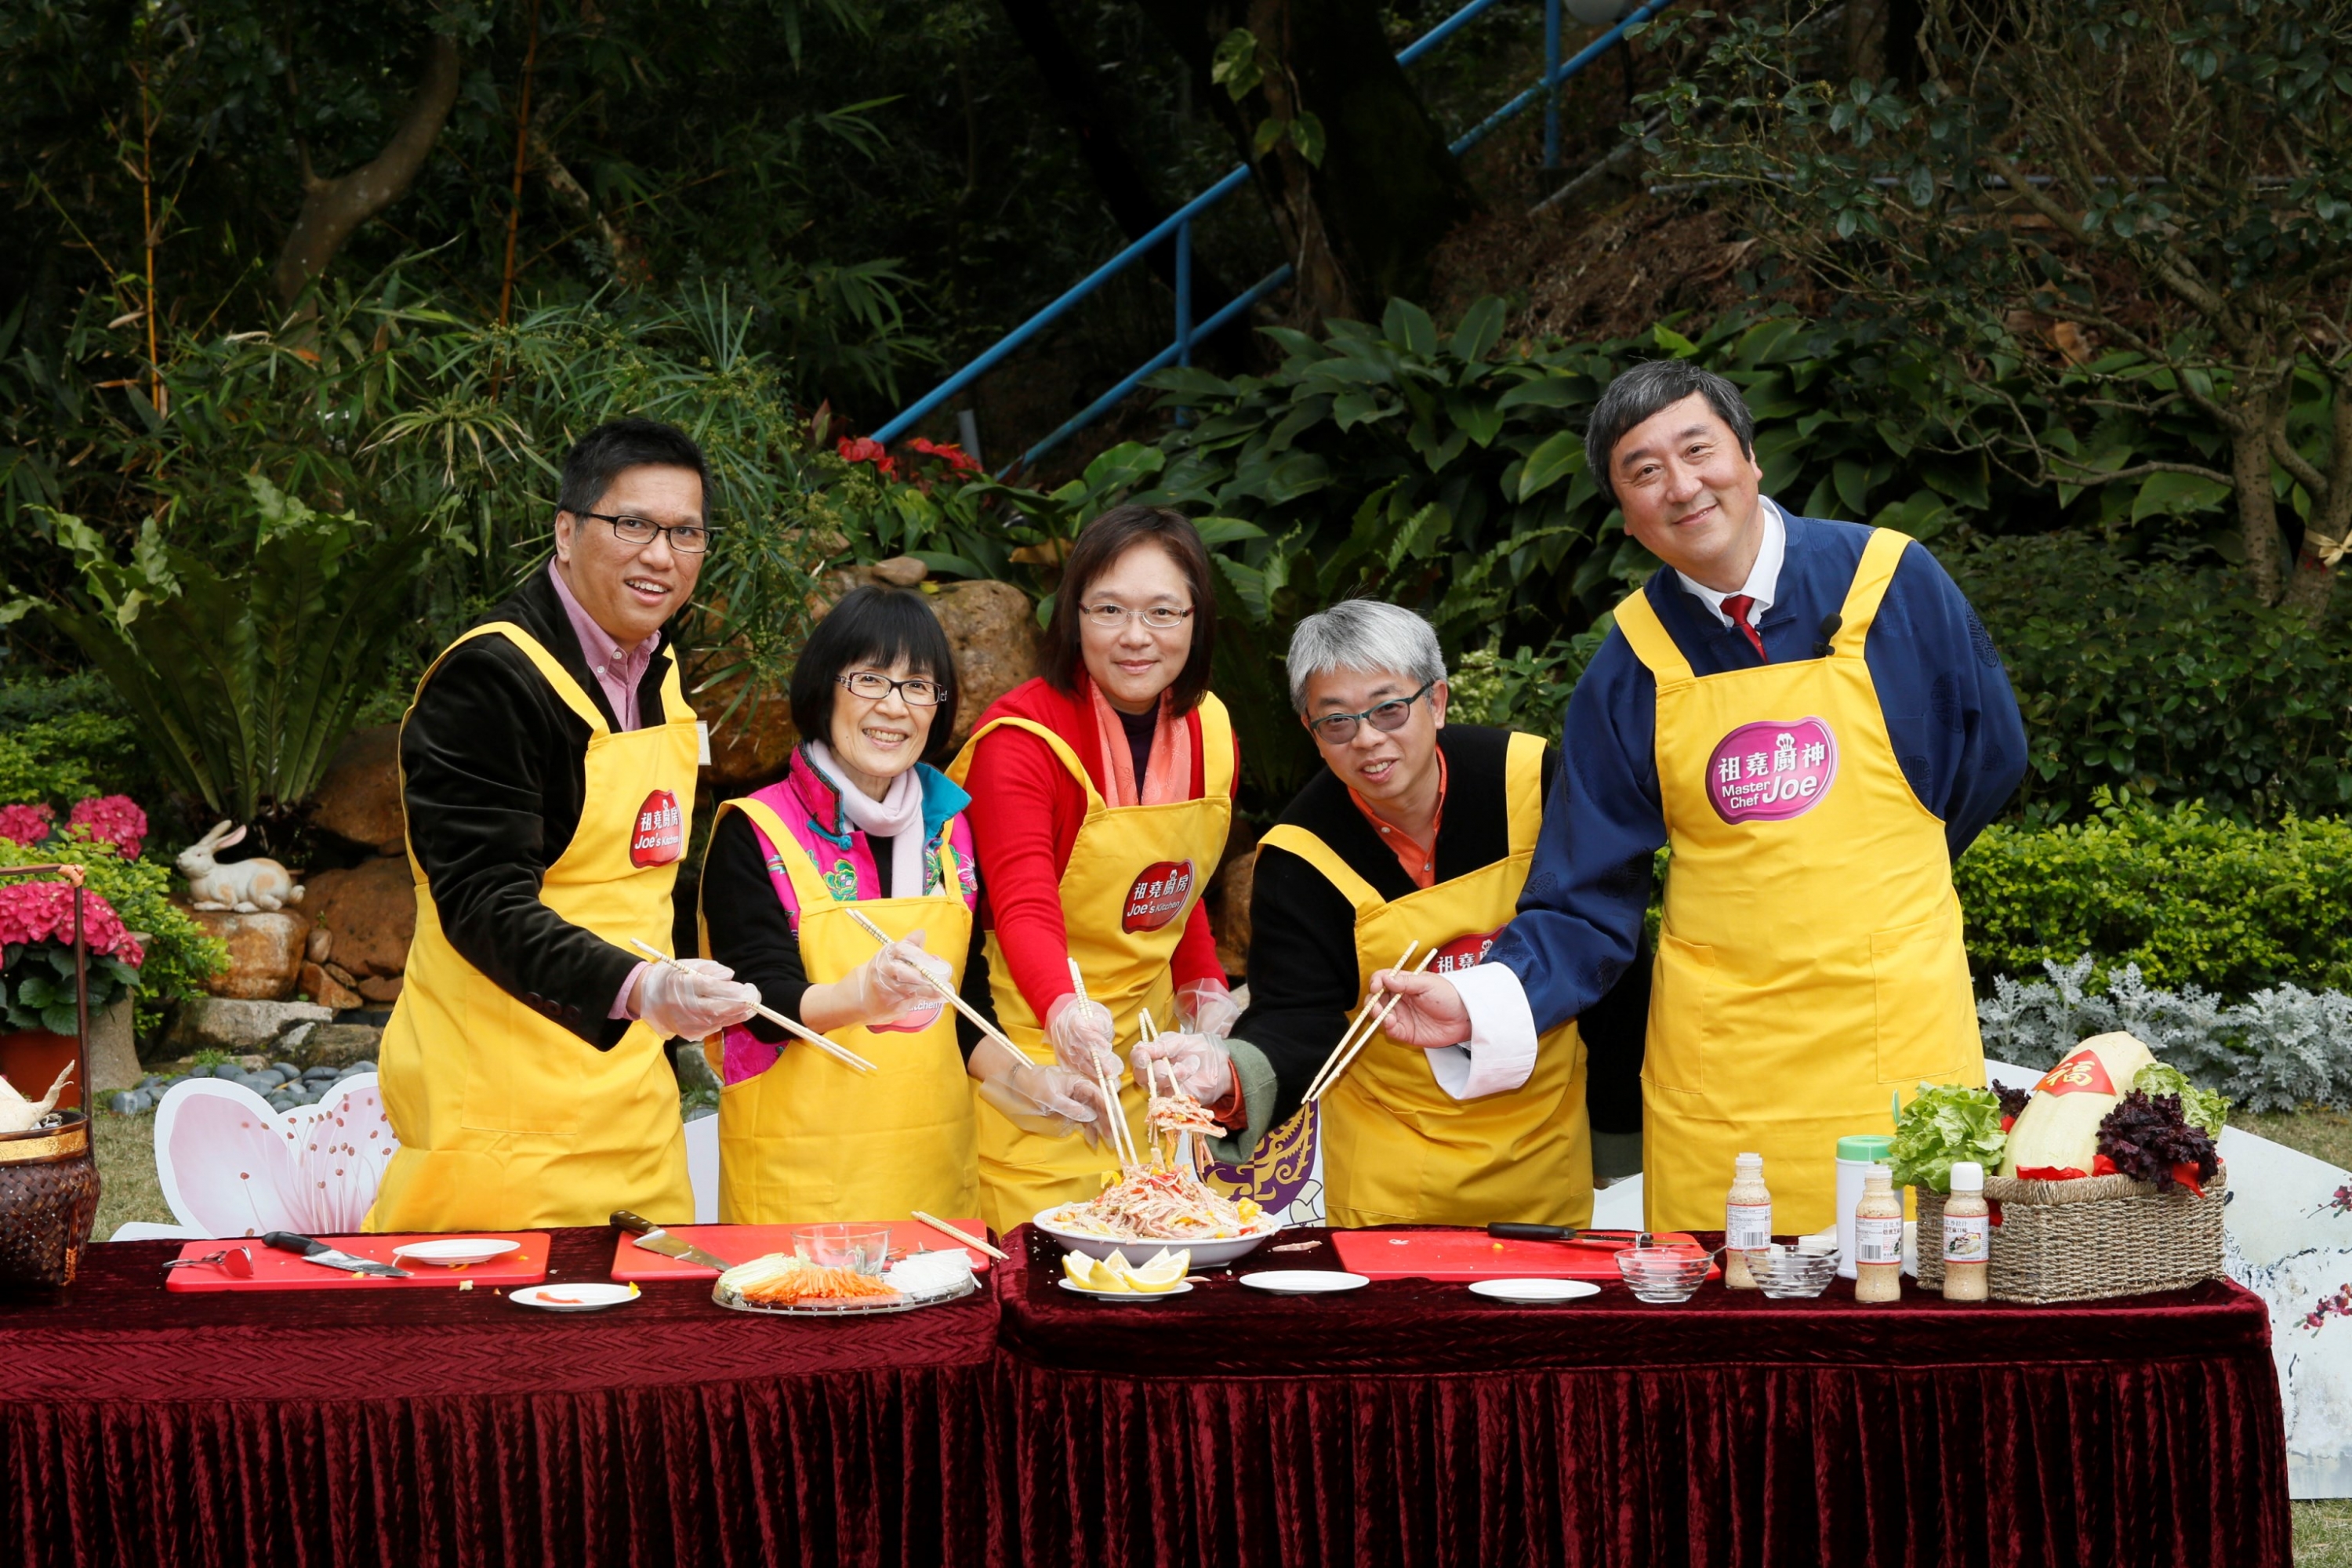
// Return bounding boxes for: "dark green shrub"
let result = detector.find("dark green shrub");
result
[1955,799,2352,997]
[1946,534,2352,825]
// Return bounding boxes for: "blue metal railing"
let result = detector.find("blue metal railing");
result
[873,0,1674,470]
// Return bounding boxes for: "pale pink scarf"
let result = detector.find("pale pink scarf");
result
[1088,680,1192,808]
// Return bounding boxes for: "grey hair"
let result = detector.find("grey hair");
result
[1285,601,1446,713]
[1583,358,1755,503]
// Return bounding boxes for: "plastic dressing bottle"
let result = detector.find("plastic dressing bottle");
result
[1853,1164,1904,1304]
[1723,1152,1771,1290]
[1941,1161,1990,1302]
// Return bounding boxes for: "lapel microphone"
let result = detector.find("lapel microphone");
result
[1814,612,1843,659]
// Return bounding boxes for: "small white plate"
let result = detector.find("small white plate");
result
[1239,1271,1370,1294]
[1058,1279,1194,1303]
[1468,1278,1602,1305]
[392,1237,521,1268]
[510,1283,637,1312]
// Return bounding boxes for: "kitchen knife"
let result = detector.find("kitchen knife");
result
[612,1210,736,1272]
[1486,1223,1645,1249]
[261,1231,413,1278]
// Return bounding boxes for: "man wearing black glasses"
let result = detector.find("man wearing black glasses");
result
[370,417,760,1232]
[1228,601,1649,1229]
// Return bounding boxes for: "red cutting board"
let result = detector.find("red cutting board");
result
[163,1232,550,1293]
[608,1220,995,1281]
[1332,1229,1708,1282]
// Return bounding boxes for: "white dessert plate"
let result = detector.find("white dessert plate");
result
[391,1237,522,1267]
[1468,1278,1602,1305]
[1058,1279,1194,1302]
[510,1283,637,1312]
[1238,1271,1370,1294]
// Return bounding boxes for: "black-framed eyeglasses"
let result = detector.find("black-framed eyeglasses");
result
[1080,602,1193,631]
[573,510,718,554]
[1304,679,1440,745]
[837,671,950,706]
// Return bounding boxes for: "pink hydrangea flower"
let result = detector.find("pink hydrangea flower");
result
[67,795,147,860]
[0,881,143,967]
[0,804,56,848]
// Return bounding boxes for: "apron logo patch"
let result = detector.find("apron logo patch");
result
[630,789,684,867]
[1705,717,1838,823]
[2034,1047,2115,1098]
[1122,859,1196,932]
[1429,928,1501,975]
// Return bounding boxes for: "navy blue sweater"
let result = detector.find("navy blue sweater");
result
[1488,511,2029,1034]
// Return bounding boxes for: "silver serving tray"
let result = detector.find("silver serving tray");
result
[711,1272,979,1317]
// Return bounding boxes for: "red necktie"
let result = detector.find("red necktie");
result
[1721,594,1769,662]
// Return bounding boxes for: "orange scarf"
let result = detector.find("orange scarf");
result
[1088,679,1192,808]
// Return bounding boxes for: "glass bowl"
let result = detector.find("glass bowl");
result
[1737,1243,1839,1299]
[792,1224,895,1276]
[1614,1242,1715,1304]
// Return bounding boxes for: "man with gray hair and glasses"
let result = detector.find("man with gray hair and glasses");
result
[1367,359,2026,1240]
[1228,600,1650,1229]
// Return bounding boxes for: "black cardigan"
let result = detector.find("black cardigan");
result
[1236,724,1650,1131]
[399,568,675,1048]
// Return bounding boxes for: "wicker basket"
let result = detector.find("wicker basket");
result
[0,1112,100,1287]
[1915,1165,2226,1303]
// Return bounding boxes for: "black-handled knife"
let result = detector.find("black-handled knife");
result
[1486,1223,1645,1248]
[612,1210,736,1272]
[261,1231,412,1278]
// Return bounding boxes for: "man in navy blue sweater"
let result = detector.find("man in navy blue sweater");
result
[1371,359,2027,1230]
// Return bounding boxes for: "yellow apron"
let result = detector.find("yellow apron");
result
[1618,527,1984,1234]
[946,695,1234,1236]
[368,622,699,1233]
[696,796,978,1224]
[1261,731,1591,1229]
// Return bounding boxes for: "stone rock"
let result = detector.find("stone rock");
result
[302,856,416,981]
[1210,844,1259,979]
[187,907,309,1001]
[356,974,405,1004]
[307,926,333,964]
[301,961,364,1011]
[309,724,407,855]
[169,998,334,1054]
[700,681,797,791]
[87,995,142,1094]
[297,1023,383,1069]
[931,579,1043,750]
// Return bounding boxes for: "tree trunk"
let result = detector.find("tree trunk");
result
[996,0,1249,358]
[273,35,462,309]
[1136,0,1477,322]
[2230,398,2290,606]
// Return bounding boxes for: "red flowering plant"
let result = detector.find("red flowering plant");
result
[0,804,57,848]
[836,434,983,495]
[66,795,147,860]
[0,880,145,1034]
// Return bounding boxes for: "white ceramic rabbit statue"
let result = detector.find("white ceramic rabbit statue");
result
[178,821,305,913]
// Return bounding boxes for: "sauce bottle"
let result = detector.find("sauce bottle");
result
[1853,1164,1904,1304]
[1723,1152,1771,1290]
[1941,1160,1990,1301]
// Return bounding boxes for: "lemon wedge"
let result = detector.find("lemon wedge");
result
[1061,1252,1098,1288]
[1090,1250,1137,1292]
[1125,1249,1189,1293]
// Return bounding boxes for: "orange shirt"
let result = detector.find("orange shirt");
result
[1346,750,1447,891]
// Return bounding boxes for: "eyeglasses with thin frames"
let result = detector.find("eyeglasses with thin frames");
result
[572,510,719,554]
[1080,602,1193,631]
[1304,679,1441,745]
[837,670,949,706]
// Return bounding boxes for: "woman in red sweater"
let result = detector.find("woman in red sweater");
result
[950,505,1258,1232]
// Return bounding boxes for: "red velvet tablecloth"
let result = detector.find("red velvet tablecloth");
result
[0,1229,1003,1568]
[997,1226,2291,1568]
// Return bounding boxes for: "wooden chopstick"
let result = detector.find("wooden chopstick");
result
[1303,942,1417,1102]
[1308,946,1438,1102]
[841,906,1026,1058]
[910,1210,1010,1262]
[628,938,877,1073]
[1070,959,1139,1167]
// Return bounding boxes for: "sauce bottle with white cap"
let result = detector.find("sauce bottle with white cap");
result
[1723,1152,1771,1290]
[1941,1161,1990,1301]
[1853,1164,1904,1304]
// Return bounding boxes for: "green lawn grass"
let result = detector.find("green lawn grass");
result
[90,1108,169,1239]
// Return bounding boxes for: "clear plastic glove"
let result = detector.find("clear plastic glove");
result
[1175,978,1240,1040]
[838,927,952,1026]
[977,1061,1116,1144]
[1132,1030,1233,1105]
[1365,967,1472,1048]
[635,957,761,1039]
[1044,990,1118,1075]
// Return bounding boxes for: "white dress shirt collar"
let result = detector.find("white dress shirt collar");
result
[1675,496,1787,630]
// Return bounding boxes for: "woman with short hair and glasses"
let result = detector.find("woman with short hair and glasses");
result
[697,586,1112,1224]
[1232,599,1653,1229]
[949,505,1262,1234]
